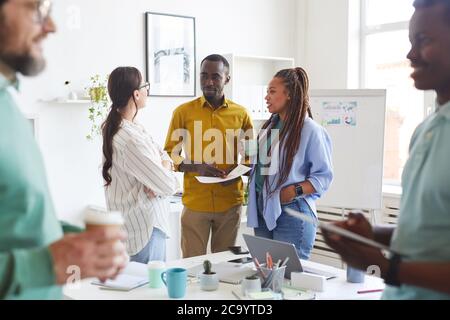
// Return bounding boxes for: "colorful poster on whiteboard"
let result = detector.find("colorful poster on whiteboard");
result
[321,101,358,127]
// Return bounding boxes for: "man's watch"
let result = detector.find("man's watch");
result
[384,254,402,287]
[295,183,304,197]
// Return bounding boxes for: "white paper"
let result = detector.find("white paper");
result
[195,164,251,184]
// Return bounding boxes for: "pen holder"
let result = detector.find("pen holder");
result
[259,265,286,294]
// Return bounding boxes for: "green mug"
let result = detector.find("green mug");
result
[148,261,165,288]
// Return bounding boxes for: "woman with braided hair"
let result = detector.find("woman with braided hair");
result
[246,67,333,259]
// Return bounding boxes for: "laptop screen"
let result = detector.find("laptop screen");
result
[243,234,303,279]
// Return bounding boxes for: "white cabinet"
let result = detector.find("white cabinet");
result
[223,54,295,120]
[167,196,183,261]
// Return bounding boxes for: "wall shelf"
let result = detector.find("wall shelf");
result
[223,53,295,121]
[38,99,91,105]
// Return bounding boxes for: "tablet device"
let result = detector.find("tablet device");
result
[228,257,253,264]
[284,208,399,254]
[229,246,250,255]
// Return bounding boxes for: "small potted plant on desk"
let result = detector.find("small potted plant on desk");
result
[199,260,219,291]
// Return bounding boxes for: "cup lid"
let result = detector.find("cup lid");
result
[84,210,124,225]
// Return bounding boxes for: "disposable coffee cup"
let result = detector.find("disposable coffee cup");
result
[84,210,124,232]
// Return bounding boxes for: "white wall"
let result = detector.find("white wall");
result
[18,0,297,224]
[297,0,356,89]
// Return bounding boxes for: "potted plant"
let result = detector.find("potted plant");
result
[85,74,109,140]
[199,260,219,291]
[241,274,261,296]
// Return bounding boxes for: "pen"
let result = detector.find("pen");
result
[266,252,273,269]
[232,290,242,300]
[280,257,290,267]
[253,257,266,278]
[357,289,384,294]
[275,259,281,268]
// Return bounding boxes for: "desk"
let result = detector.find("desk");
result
[63,251,384,300]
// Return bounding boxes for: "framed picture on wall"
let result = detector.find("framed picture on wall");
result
[145,12,196,97]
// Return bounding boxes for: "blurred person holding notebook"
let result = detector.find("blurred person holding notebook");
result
[246,67,333,260]
[102,67,179,263]
[323,0,450,299]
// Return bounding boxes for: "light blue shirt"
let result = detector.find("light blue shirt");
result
[382,100,450,300]
[247,116,333,231]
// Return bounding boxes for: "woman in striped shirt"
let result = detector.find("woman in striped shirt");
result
[101,67,179,263]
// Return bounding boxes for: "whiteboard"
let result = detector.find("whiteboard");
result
[309,90,386,210]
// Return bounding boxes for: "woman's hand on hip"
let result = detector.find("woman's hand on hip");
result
[280,185,296,204]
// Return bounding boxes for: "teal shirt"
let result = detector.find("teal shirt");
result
[382,101,450,300]
[0,74,63,299]
[254,117,284,194]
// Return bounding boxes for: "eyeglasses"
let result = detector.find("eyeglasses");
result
[138,82,150,91]
[37,0,52,24]
[27,0,53,25]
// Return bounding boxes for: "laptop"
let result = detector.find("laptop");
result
[243,234,337,280]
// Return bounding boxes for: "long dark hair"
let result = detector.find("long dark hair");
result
[102,66,142,186]
[261,67,313,197]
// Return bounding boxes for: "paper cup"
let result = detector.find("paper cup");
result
[84,209,124,232]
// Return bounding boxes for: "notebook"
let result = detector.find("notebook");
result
[187,261,257,284]
[91,261,149,291]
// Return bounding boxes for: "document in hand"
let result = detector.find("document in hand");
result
[195,164,251,184]
[91,261,148,291]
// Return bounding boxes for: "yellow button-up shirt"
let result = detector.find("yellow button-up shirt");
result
[164,96,254,212]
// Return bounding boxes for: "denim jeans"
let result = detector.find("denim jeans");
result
[255,192,317,260]
[130,228,166,263]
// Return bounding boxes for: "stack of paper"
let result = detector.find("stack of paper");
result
[91,261,148,291]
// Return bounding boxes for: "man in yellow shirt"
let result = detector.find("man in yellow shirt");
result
[165,54,253,258]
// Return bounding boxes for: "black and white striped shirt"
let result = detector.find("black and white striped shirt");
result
[105,119,179,255]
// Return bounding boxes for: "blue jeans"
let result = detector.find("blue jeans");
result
[130,228,166,263]
[255,193,317,260]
